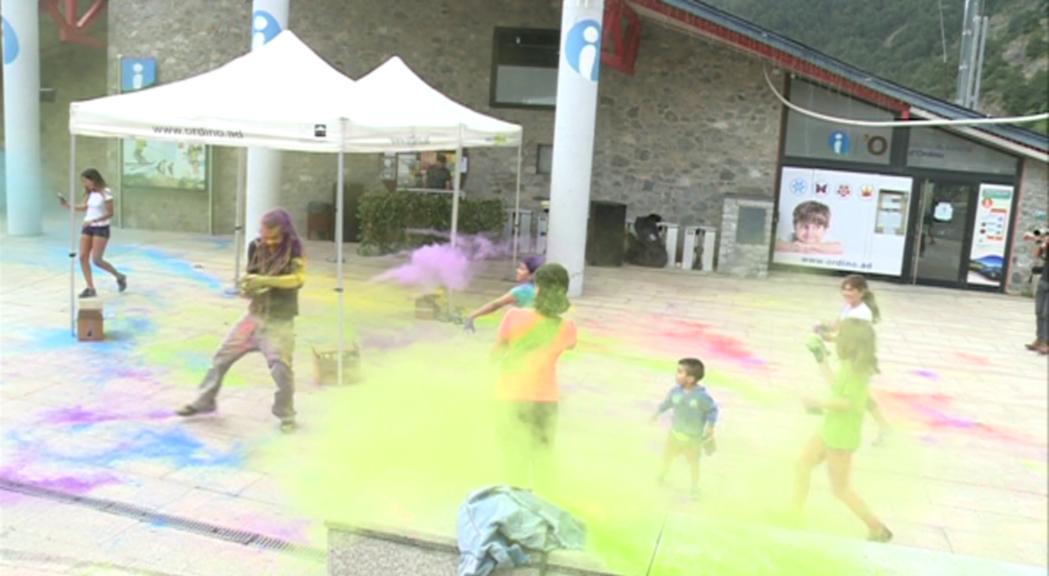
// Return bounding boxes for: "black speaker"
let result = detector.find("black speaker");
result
[332,183,364,243]
[586,201,627,267]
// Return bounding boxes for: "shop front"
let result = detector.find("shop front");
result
[771,79,1022,292]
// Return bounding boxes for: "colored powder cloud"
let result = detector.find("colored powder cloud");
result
[264,327,926,574]
[372,235,505,292]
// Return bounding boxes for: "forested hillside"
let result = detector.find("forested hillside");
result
[702,0,1048,133]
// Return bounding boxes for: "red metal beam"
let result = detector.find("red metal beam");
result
[602,0,642,75]
[627,0,911,115]
[41,0,107,48]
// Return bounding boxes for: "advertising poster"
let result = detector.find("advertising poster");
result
[122,139,207,190]
[967,184,1014,287]
[773,167,913,276]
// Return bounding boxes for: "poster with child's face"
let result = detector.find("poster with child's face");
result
[773,166,913,276]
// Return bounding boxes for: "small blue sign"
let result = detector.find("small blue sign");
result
[251,10,282,49]
[121,57,157,92]
[565,19,602,82]
[2,17,19,65]
[828,131,851,156]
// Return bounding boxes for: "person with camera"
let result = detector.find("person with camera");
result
[1026,228,1049,356]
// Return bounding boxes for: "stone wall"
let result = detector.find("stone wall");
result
[328,524,617,576]
[1008,157,1049,295]
[99,0,780,238]
[717,195,774,277]
[20,15,109,220]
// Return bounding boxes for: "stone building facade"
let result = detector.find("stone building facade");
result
[27,0,1047,294]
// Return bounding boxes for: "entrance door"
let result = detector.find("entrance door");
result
[911,179,976,285]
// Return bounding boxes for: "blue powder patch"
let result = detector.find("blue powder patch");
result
[8,425,244,470]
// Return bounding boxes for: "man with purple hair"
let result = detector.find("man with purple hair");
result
[177,208,305,432]
[463,256,542,333]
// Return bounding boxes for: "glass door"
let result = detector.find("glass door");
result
[911,179,976,285]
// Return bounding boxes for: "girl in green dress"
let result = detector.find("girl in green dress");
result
[793,319,893,542]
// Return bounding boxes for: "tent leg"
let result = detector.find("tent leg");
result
[336,151,345,387]
[69,136,77,336]
[512,142,523,270]
[448,134,464,316]
[229,148,247,294]
[450,141,463,249]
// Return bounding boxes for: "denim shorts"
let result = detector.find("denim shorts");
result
[81,225,111,239]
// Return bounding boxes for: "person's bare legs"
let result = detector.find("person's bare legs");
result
[90,236,122,279]
[792,434,826,515]
[687,448,701,497]
[826,448,890,539]
[657,437,678,484]
[79,234,95,290]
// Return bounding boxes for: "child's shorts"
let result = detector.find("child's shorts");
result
[667,431,704,462]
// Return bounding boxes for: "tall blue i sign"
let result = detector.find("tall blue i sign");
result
[121,57,156,92]
[565,19,602,82]
[828,130,851,156]
[2,16,20,65]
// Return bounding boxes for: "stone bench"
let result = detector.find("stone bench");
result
[327,522,620,576]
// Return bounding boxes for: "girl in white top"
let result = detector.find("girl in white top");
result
[831,275,889,445]
[59,168,127,298]
[813,275,889,444]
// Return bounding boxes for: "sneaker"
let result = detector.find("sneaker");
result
[279,418,297,433]
[78,288,97,298]
[117,274,127,293]
[868,525,893,543]
[175,404,215,417]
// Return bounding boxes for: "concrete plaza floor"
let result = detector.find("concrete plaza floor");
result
[1,220,1046,575]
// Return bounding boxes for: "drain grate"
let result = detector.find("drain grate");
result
[0,478,326,562]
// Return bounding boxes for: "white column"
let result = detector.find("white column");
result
[3,3,42,235]
[546,0,604,297]
[244,0,289,239]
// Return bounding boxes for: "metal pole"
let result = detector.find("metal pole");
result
[336,146,345,387]
[971,15,989,110]
[511,141,523,269]
[450,126,464,249]
[69,136,77,335]
[955,0,975,106]
[227,148,247,294]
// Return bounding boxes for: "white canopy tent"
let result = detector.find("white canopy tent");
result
[68,31,524,385]
[340,56,524,254]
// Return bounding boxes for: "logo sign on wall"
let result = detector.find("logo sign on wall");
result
[2,17,19,65]
[565,19,602,82]
[773,166,913,276]
[967,184,1014,287]
[828,131,850,155]
[121,57,157,92]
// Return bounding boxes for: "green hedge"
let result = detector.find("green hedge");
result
[358,189,505,254]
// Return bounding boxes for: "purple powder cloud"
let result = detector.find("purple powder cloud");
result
[373,235,507,292]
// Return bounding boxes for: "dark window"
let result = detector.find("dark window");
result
[491,28,559,109]
[906,127,1018,175]
[736,206,768,245]
[536,144,553,175]
[784,79,894,165]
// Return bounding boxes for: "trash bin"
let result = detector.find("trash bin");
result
[586,201,627,267]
